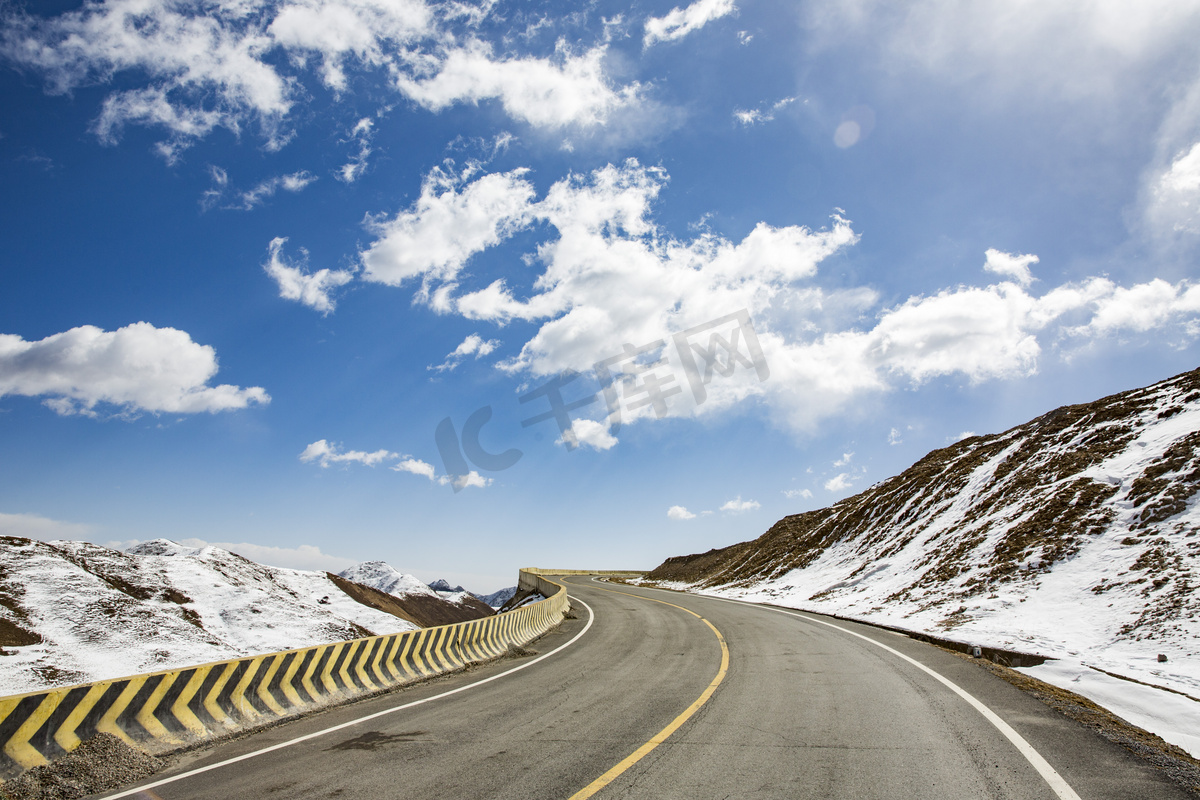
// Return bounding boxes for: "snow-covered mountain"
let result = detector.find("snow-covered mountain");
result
[428,578,466,593]
[336,562,495,623]
[645,367,1200,756]
[475,587,518,608]
[0,538,418,696]
[338,561,440,598]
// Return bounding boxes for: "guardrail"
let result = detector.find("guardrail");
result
[0,569,570,782]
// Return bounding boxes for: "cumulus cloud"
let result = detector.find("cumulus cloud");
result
[667,505,697,520]
[357,159,1200,435]
[984,248,1039,286]
[720,496,760,512]
[888,427,903,445]
[1146,141,1200,237]
[395,40,643,129]
[644,0,737,47]
[0,323,268,416]
[429,333,501,372]
[360,166,536,304]
[558,418,619,451]
[824,473,854,491]
[300,439,396,467]
[265,237,355,314]
[783,488,813,499]
[439,470,491,490]
[0,511,93,541]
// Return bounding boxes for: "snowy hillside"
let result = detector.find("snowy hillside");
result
[338,561,439,598]
[645,367,1200,756]
[0,538,417,696]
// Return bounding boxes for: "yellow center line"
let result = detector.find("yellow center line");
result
[565,579,730,800]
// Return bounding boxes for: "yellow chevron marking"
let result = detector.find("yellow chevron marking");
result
[353,640,379,692]
[300,646,325,703]
[135,673,183,746]
[231,657,265,719]
[52,682,111,753]
[169,669,211,740]
[396,632,420,681]
[320,643,345,695]
[428,627,451,671]
[203,662,237,725]
[382,634,404,681]
[254,655,287,716]
[279,651,306,709]
[337,641,362,692]
[370,635,392,686]
[97,677,147,748]
[409,630,432,677]
[2,693,57,769]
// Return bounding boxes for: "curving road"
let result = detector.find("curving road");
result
[102,577,1188,800]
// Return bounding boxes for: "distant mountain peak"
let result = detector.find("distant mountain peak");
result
[428,578,466,593]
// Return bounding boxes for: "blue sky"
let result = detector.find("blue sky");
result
[3,0,1200,592]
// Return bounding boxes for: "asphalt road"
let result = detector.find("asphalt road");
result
[101,577,1190,800]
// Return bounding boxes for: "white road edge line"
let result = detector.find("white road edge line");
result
[634,585,1083,800]
[99,597,596,800]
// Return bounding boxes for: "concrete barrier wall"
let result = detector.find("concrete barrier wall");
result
[0,569,569,781]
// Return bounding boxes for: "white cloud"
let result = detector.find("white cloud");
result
[644,0,737,47]
[0,322,268,416]
[667,505,697,519]
[734,96,797,126]
[558,418,618,451]
[824,473,854,491]
[360,166,536,303]
[356,158,1200,435]
[439,470,491,490]
[805,1,1200,102]
[953,431,978,442]
[983,248,1039,286]
[720,496,760,512]
[117,536,358,572]
[392,457,437,480]
[238,171,317,210]
[299,439,396,467]
[737,30,753,45]
[3,0,641,154]
[887,427,903,445]
[782,488,812,499]
[338,117,375,183]
[0,511,93,541]
[265,237,355,314]
[833,451,854,467]
[394,40,642,129]
[1147,141,1200,236]
[1062,278,1200,338]
[429,333,501,371]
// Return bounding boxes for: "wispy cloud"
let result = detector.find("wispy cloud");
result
[430,333,502,372]
[0,511,93,541]
[264,238,355,315]
[644,0,737,47]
